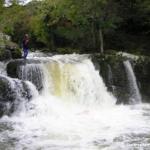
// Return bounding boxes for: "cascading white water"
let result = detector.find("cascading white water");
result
[18,64,44,91]
[41,56,116,107]
[0,62,7,75]
[123,60,142,104]
[0,54,150,150]
[0,74,38,116]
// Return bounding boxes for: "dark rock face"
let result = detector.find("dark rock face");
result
[91,54,150,104]
[0,75,34,117]
[0,49,12,61]
[7,59,44,91]
[92,54,130,104]
[0,32,21,61]
[0,48,22,61]
[134,58,150,102]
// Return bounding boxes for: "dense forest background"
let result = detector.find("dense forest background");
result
[0,0,150,55]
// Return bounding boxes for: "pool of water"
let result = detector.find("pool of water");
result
[0,97,150,150]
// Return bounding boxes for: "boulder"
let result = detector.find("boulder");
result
[0,48,11,61]
[0,32,21,60]
[0,75,35,117]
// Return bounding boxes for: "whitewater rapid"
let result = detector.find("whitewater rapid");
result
[0,54,149,150]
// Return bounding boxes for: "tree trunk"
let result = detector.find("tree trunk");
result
[99,28,104,53]
[92,22,96,49]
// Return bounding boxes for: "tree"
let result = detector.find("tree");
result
[51,0,120,53]
[0,0,5,13]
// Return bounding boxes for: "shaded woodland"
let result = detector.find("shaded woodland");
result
[0,0,150,55]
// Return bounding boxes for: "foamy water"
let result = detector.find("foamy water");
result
[0,61,7,75]
[0,101,150,150]
[0,54,149,150]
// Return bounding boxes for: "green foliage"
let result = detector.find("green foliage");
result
[11,48,22,59]
[57,47,80,54]
[0,0,149,55]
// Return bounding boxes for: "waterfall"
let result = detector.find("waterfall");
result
[0,62,7,75]
[18,64,44,91]
[107,64,116,92]
[2,54,116,115]
[5,55,117,149]
[123,60,142,104]
[40,56,116,107]
[0,75,38,116]
[1,54,150,150]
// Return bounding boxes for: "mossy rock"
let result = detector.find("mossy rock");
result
[134,57,150,102]
[91,53,139,104]
[0,45,21,61]
[0,48,11,61]
[11,48,22,59]
[5,41,18,50]
[7,59,43,91]
[0,75,36,117]
[0,76,15,117]
[57,47,80,54]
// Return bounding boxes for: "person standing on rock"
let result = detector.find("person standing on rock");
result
[22,34,29,59]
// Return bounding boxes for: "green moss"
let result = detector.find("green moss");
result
[5,41,18,49]
[0,48,11,61]
[11,48,22,59]
[92,53,127,67]
[56,47,80,54]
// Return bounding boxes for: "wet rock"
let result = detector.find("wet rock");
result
[92,54,129,104]
[0,75,35,117]
[7,59,44,91]
[0,48,12,61]
[91,53,150,104]
[134,58,150,102]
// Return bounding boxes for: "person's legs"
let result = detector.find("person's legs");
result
[23,48,28,59]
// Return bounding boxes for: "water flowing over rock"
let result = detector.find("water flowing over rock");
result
[0,53,150,150]
[42,56,116,106]
[7,54,116,106]
[7,59,43,91]
[6,53,149,104]
[0,62,7,75]
[123,60,141,104]
[91,53,146,104]
[0,75,38,117]
[18,64,44,91]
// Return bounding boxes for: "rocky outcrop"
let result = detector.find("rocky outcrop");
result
[6,53,150,104]
[91,53,150,104]
[0,75,34,117]
[7,59,44,91]
[134,57,150,102]
[0,48,11,61]
[0,32,21,61]
[92,54,129,104]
